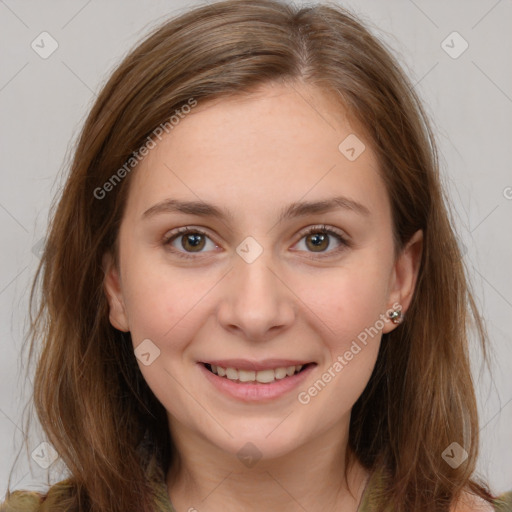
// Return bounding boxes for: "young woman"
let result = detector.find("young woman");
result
[2,1,511,511]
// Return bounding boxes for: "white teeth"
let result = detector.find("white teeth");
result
[274,367,287,380]
[208,364,305,383]
[238,369,256,382]
[256,369,275,383]
[226,367,238,379]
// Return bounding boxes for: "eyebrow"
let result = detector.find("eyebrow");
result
[142,196,371,223]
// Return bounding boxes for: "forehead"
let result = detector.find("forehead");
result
[124,82,389,224]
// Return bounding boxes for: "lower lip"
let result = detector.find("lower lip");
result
[198,363,316,402]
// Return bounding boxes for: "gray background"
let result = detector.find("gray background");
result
[1,0,511,499]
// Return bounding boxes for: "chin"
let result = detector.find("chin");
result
[207,420,308,462]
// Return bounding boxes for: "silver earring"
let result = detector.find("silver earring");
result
[388,309,403,324]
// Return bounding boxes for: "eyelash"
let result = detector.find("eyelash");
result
[162,224,350,260]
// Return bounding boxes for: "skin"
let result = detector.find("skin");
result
[104,81,423,512]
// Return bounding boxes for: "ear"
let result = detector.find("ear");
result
[102,252,130,332]
[382,230,423,334]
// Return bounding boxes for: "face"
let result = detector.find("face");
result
[104,82,421,462]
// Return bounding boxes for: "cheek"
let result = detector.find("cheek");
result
[121,258,210,421]
[297,257,392,337]
[294,267,387,416]
[122,240,393,348]
[120,246,212,343]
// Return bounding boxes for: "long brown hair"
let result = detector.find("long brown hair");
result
[5,1,496,510]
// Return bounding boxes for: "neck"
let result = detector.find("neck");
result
[165,420,370,512]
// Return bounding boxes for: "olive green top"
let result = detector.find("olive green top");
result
[2,456,511,511]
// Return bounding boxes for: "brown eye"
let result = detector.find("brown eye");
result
[305,232,330,252]
[164,227,218,258]
[181,232,206,252]
[293,225,349,257]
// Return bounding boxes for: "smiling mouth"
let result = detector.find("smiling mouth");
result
[203,362,314,384]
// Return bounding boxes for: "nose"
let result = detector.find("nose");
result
[216,250,296,342]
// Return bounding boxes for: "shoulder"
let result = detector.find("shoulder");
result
[0,490,44,511]
[492,490,512,512]
[450,489,509,512]
[0,479,75,512]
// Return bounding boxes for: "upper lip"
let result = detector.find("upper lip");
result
[201,359,314,371]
